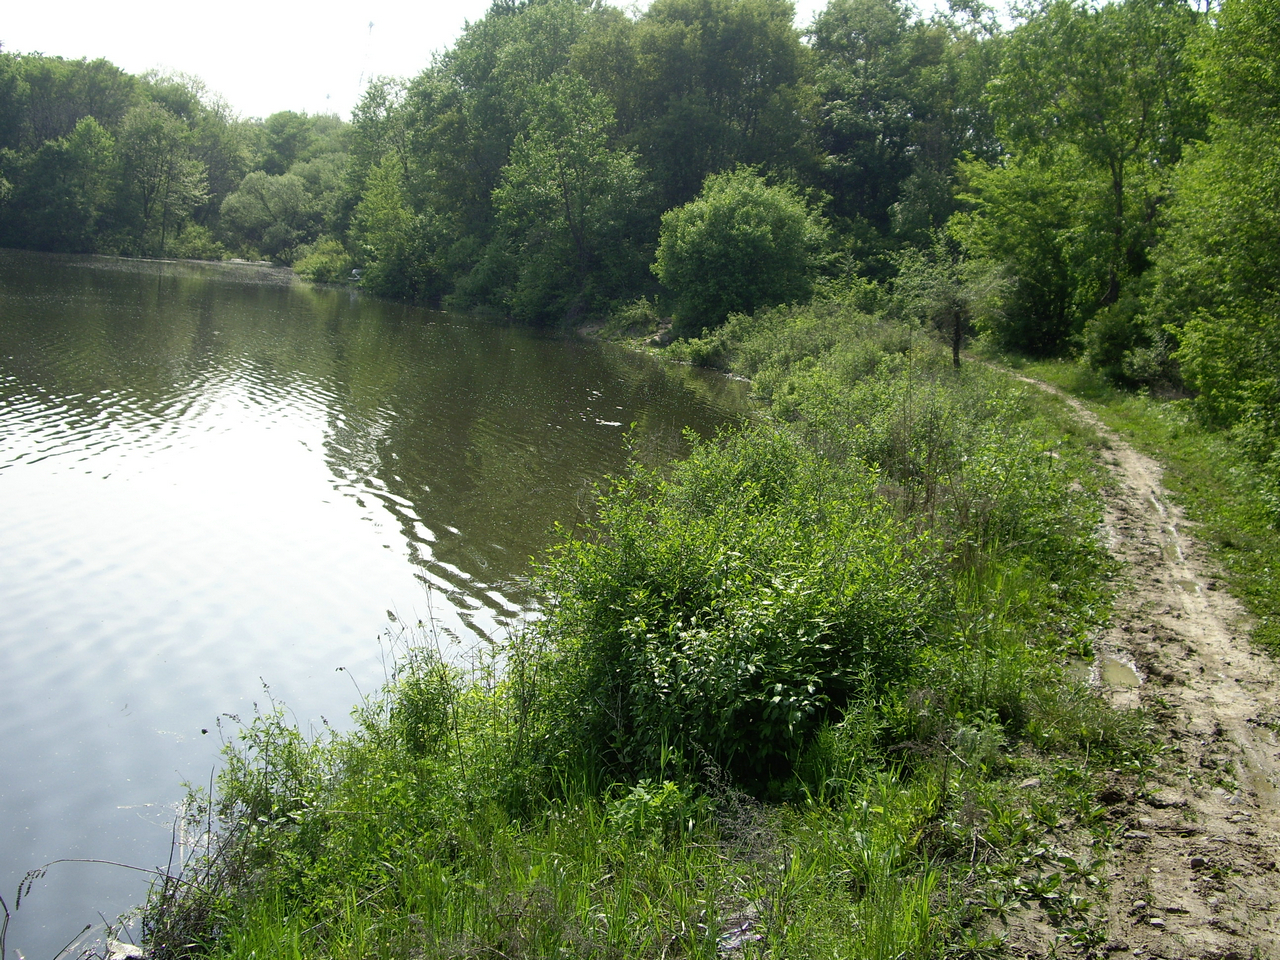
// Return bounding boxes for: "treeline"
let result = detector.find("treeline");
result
[0,55,350,261]
[1,0,1277,498]
[0,0,997,301]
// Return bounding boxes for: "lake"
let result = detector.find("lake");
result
[0,250,751,956]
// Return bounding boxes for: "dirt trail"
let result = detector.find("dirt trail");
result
[1030,381,1280,959]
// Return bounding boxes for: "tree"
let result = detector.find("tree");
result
[0,52,29,152]
[978,0,1203,329]
[653,167,826,334]
[2,115,116,251]
[492,74,649,322]
[115,101,207,255]
[404,0,593,247]
[350,154,446,301]
[1145,0,1280,507]
[219,170,319,262]
[254,111,318,175]
[893,230,1007,367]
[809,0,1002,252]
[950,149,1084,354]
[141,71,254,227]
[17,55,136,149]
[588,0,818,210]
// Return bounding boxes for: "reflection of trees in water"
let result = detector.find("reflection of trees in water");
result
[324,322,752,628]
[0,251,749,636]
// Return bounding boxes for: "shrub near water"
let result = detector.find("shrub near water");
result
[531,426,946,791]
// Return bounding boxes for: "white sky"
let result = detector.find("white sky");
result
[2,0,838,122]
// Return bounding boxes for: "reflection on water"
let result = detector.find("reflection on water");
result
[0,250,750,955]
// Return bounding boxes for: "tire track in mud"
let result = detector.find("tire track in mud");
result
[1027,379,1280,959]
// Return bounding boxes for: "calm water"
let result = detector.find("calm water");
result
[0,250,750,956]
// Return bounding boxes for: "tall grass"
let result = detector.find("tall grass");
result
[140,303,1145,958]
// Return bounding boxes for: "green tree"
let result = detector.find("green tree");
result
[350,154,446,302]
[492,74,649,322]
[17,55,136,149]
[0,52,29,151]
[950,149,1083,354]
[653,167,826,334]
[254,111,317,175]
[347,79,408,196]
[115,100,207,255]
[4,115,117,251]
[893,230,1007,367]
[219,170,319,262]
[580,0,816,211]
[965,0,1203,355]
[290,152,349,236]
[404,0,592,246]
[141,71,253,227]
[1145,0,1280,506]
[810,0,1001,247]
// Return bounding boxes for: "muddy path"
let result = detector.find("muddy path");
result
[1027,380,1280,959]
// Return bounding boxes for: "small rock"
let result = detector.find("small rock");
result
[1149,917,1167,928]
[1133,900,1148,911]
[1019,777,1042,789]
[1190,856,1207,869]
[1125,830,1151,840]
[107,942,147,960]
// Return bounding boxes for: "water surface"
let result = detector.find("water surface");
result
[0,250,750,955]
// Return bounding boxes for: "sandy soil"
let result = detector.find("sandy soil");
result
[1028,382,1280,959]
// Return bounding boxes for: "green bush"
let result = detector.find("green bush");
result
[169,222,227,261]
[293,237,355,284]
[532,425,945,790]
[653,167,827,336]
[1080,284,1170,386]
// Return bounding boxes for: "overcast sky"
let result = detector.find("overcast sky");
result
[3,0,843,122]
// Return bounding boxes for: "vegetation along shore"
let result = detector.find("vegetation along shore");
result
[2,0,1278,954]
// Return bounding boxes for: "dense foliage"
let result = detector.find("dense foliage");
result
[0,56,349,260]
[7,0,1277,479]
[0,0,996,311]
[653,168,826,333]
[6,1,1279,952]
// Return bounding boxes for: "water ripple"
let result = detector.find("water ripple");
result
[0,250,749,960]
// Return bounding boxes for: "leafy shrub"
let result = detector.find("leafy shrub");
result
[386,648,460,758]
[293,237,355,284]
[607,779,702,842]
[532,425,945,790]
[169,222,227,261]
[1081,284,1171,386]
[601,296,663,339]
[653,167,827,336]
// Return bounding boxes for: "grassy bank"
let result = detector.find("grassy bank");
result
[144,305,1151,958]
